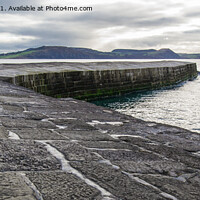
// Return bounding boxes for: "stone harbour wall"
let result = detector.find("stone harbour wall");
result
[10,62,198,100]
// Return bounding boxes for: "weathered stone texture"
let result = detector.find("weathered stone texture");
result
[0,61,199,199]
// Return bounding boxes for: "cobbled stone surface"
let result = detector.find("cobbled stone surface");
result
[0,62,199,199]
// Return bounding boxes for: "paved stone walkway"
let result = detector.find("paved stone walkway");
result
[0,79,199,200]
[0,61,192,78]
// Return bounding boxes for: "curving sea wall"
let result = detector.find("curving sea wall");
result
[7,61,197,100]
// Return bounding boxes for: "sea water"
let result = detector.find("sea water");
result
[92,59,200,133]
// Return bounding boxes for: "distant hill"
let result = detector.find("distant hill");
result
[0,46,194,59]
[112,48,181,59]
[0,46,115,59]
[178,53,200,59]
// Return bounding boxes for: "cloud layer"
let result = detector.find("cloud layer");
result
[1,0,200,53]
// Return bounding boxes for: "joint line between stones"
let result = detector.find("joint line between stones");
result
[38,140,115,199]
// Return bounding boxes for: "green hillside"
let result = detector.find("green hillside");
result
[0,46,192,59]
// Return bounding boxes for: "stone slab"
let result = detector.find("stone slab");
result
[26,171,101,200]
[0,139,61,171]
[0,172,36,200]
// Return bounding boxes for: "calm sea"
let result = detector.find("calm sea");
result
[1,59,199,133]
[92,59,200,133]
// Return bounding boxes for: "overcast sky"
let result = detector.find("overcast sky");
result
[1,0,200,53]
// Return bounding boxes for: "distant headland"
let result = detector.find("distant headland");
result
[0,46,199,59]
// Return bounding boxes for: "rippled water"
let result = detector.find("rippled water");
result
[92,59,200,133]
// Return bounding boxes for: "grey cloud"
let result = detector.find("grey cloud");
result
[0,0,200,53]
[102,29,200,52]
[184,29,200,34]
[105,35,170,50]
[183,5,200,17]
[166,30,200,42]
[185,11,200,17]
[71,3,183,28]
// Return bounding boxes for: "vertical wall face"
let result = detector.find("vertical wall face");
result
[11,63,198,100]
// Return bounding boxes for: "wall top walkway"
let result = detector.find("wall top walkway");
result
[0,60,193,78]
